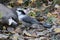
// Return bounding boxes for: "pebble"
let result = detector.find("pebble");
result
[0,34,8,38]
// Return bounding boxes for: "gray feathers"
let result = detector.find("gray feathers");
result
[22,15,40,24]
[0,4,18,27]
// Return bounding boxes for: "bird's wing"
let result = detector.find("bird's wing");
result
[8,18,17,25]
[0,4,18,25]
[22,15,39,24]
[0,4,16,18]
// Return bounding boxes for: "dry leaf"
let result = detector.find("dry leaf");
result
[54,28,60,33]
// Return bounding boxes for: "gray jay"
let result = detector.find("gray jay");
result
[16,8,41,24]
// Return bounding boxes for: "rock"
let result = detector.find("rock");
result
[36,30,49,37]
[23,30,32,37]
[55,34,60,40]
[51,34,60,40]
[23,30,37,37]
[39,37,48,40]
[24,38,28,40]
[15,27,22,34]
[18,35,24,40]
[36,32,45,36]
[31,24,45,30]
[7,27,14,33]
[43,22,52,28]
[12,33,20,40]
[0,34,9,39]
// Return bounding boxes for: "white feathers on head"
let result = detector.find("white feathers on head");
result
[16,8,23,11]
[16,8,22,15]
[16,8,30,14]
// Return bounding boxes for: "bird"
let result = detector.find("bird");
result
[16,8,53,28]
[8,17,18,28]
[0,4,18,28]
[16,8,42,24]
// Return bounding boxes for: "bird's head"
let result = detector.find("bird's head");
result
[16,8,31,15]
[16,8,26,15]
